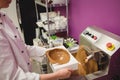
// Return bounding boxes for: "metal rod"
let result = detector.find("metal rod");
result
[66,0,69,37]
[45,0,51,47]
[34,1,39,21]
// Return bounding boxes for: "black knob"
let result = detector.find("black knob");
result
[83,31,89,35]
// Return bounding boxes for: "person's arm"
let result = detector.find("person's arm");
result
[0,34,72,80]
[14,66,40,80]
[15,67,73,80]
[40,68,73,80]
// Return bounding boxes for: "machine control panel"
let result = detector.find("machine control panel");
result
[94,34,120,56]
[81,27,102,43]
[81,27,120,56]
[83,31,98,40]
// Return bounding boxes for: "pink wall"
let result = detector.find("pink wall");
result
[69,0,120,41]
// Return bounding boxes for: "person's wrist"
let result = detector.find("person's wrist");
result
[52,72,60,80]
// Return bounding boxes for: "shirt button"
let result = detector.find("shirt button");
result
[16,27,18,29]
[27,63,30,65]
[21,50,24,53]
[14,35,17,38]
[0,22,3,25]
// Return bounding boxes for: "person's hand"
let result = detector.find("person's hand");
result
[54,68,73,79]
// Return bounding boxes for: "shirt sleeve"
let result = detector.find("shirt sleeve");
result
[26,45,47,57]
[25,45,47,62]
[13,67,40,80]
